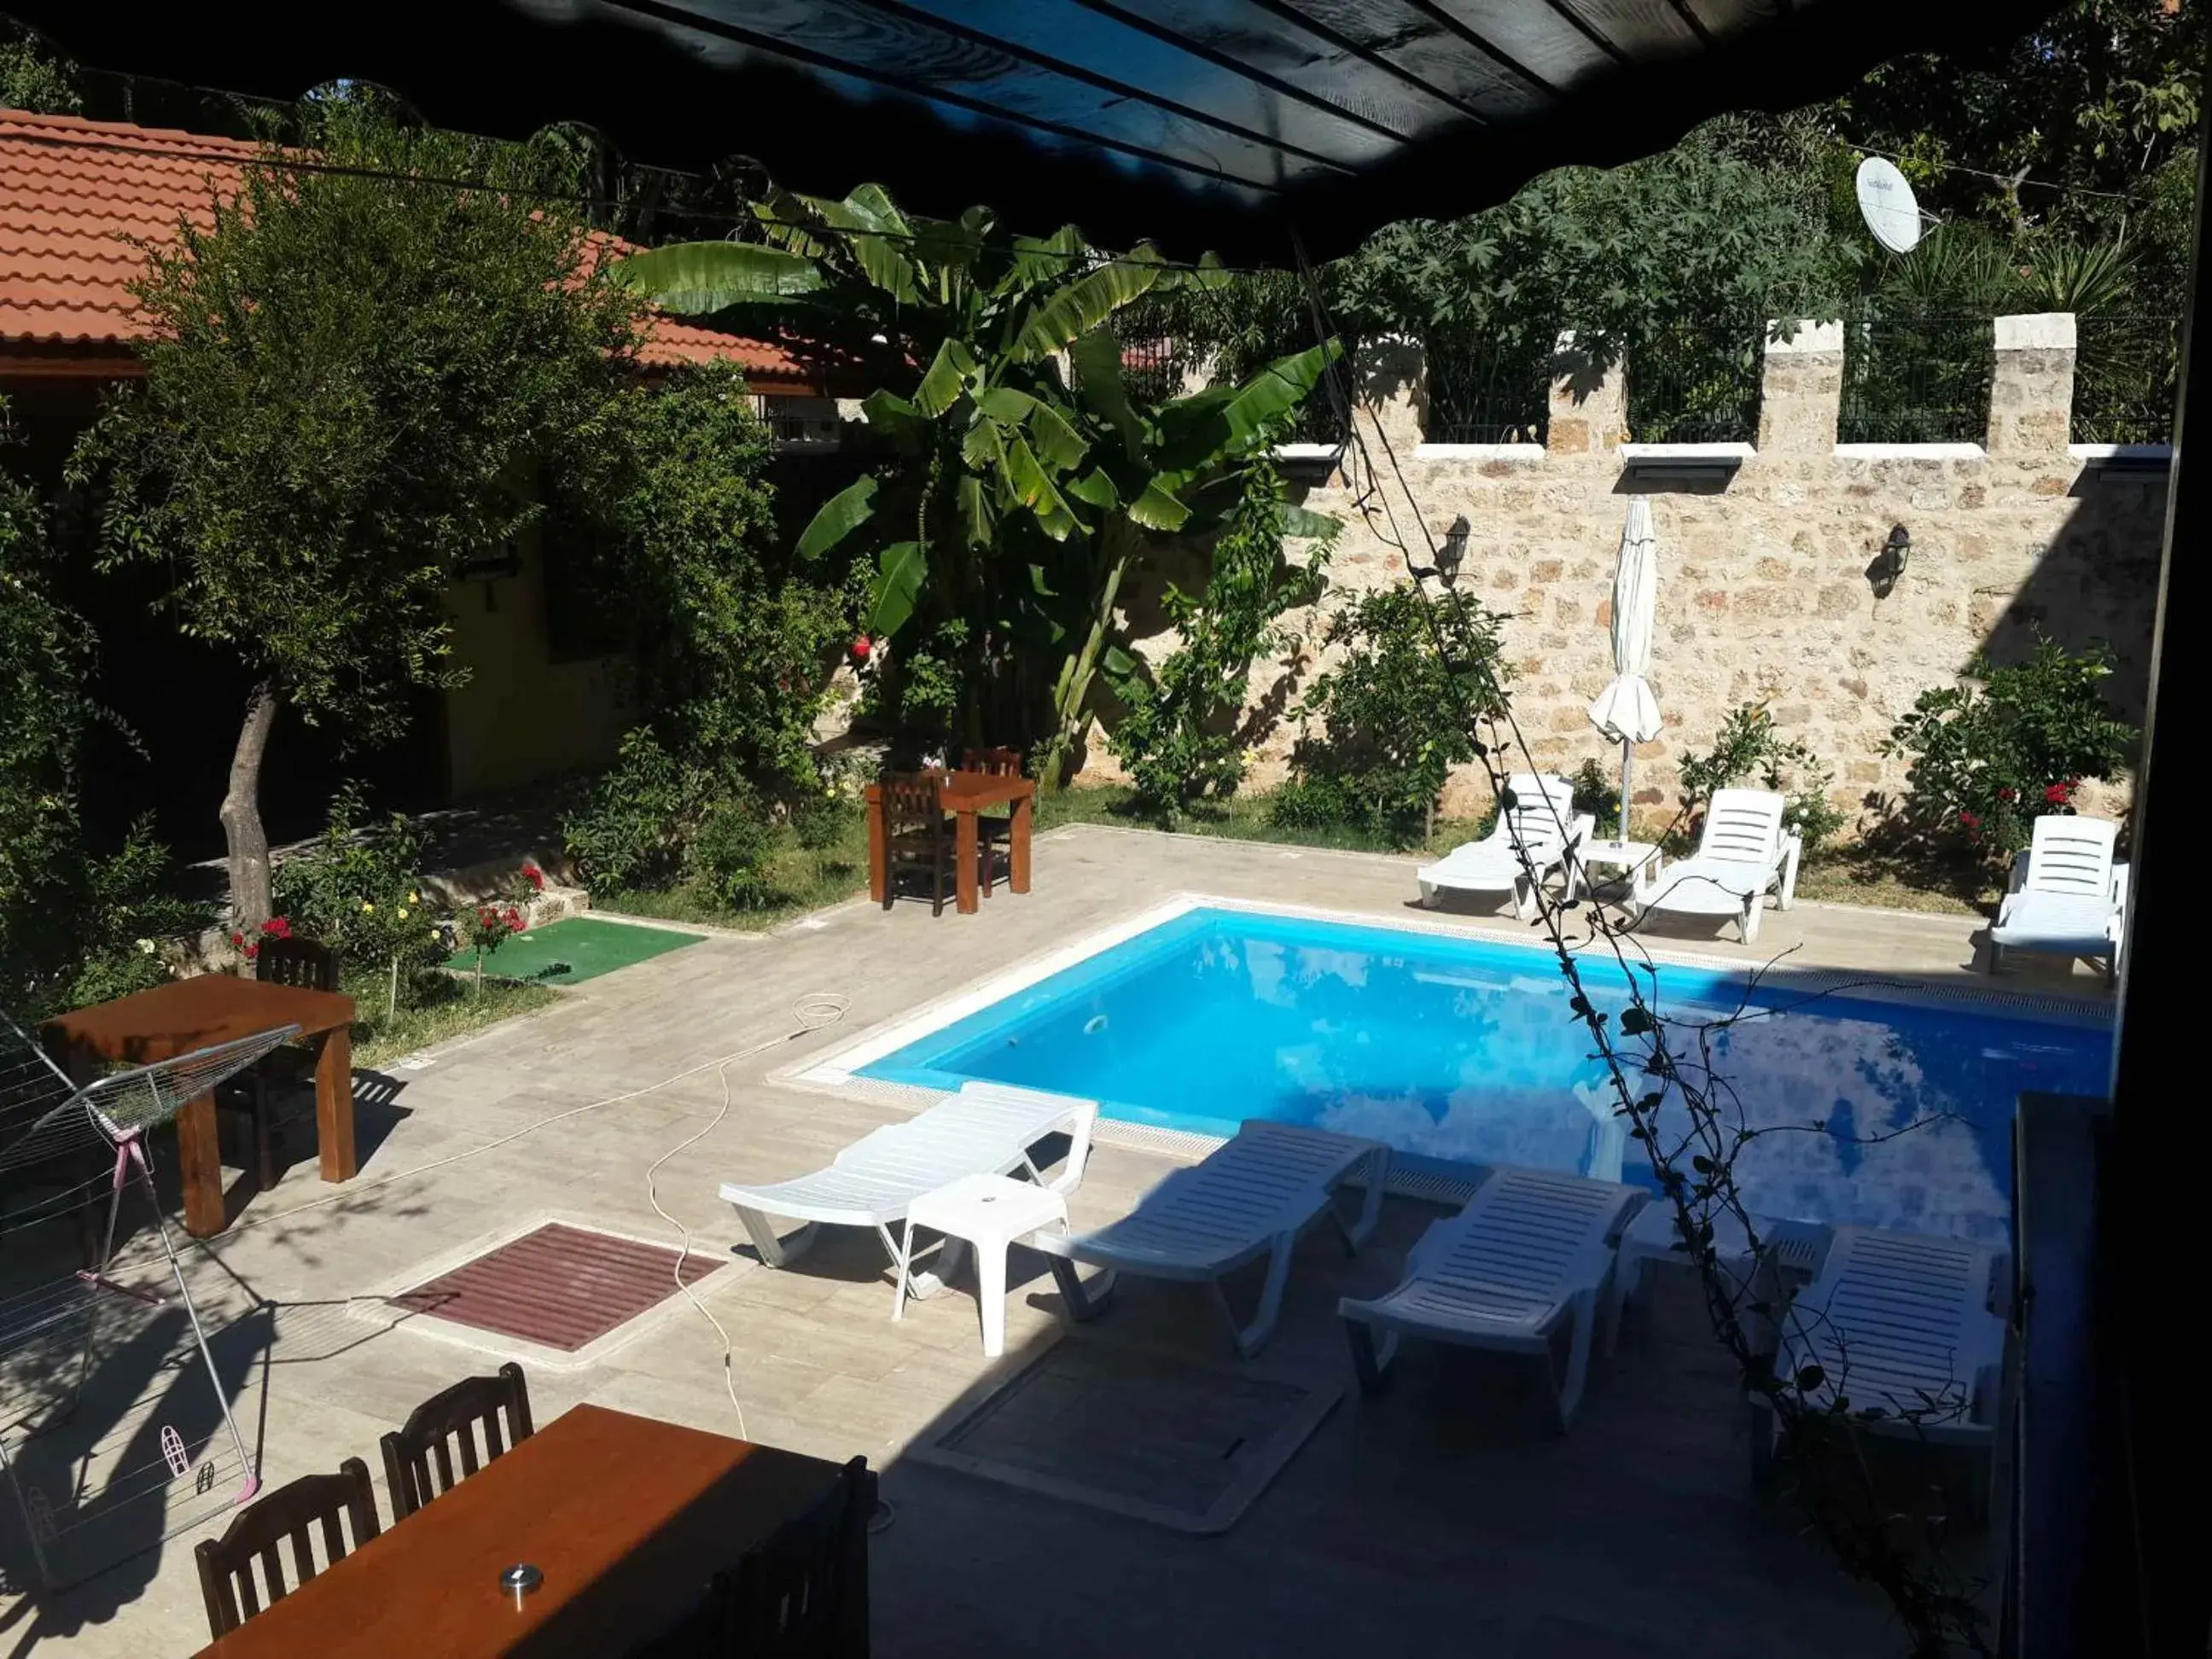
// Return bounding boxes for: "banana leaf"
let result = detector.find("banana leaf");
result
[608,242,823,312]
[864,541,927,637]
[795,476,879,561]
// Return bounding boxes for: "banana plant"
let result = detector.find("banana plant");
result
[614,185,1340,783]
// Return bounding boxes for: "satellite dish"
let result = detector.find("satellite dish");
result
[1856,157,1922,255]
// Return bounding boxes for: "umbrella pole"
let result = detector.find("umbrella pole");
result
[1618,740,1633,846]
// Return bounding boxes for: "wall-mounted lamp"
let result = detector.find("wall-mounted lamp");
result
[1421,515,1470,585]
[1867,523,1911,599]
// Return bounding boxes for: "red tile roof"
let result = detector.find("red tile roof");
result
[0,107,825,387]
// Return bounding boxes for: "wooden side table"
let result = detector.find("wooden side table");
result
[44,975,357,1237]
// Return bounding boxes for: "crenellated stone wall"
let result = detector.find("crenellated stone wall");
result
[1095,314,2165,830]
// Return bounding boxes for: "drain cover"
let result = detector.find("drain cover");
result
[392,1223,717,1352]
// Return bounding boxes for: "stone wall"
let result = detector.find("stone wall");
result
[1097,313,2165,828]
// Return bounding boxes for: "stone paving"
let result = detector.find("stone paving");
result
[3,824,2087,1656]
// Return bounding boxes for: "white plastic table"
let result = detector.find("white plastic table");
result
[1576,839,1662,904]
[895,1173,1069,1357]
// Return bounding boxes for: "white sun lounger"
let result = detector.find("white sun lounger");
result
[719,1080,1096,1300]
[1632,787,1801,943]
[1031,1121,1388,1358]
[1336,1164,1643,1431]
[1416,772,1592,918]
[1764,1225,2008,1506]
[1988,813,2127,981]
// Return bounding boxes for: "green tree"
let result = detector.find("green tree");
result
[1105,451,1334,818]
[614,185,1338,784]
[573,361,859,799]
[3,404,201,1015]
[0,22,80,114]
[73,99,641,926]
[1276,585,1513,846]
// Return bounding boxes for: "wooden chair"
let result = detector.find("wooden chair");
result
[195,1458,382,1639]
[714,1456,875,1657]
[218,938,341,1189]
[880,772,956,917]
[961,748,1022,898]
[379,1361,535,1522]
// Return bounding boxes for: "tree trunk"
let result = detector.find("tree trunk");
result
[221,681,278,929]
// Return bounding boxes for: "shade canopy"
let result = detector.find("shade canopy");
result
[1587,497,1662,747]
[8,0,2060,264]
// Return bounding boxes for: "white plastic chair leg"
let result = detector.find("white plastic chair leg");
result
[890,1218,917,1322]
[1218,1230,1297,1357]
[1343,1317,1399,1393]
[1740,895,1761,945]
[736,1206,814,1269]
[975,1239,1008,1357]
[1550,1288,1598,1433]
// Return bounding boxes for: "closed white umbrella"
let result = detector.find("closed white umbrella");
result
[1586,496,1662,841]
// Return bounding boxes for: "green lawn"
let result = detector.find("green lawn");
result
[349,970,561,1069]
[595,812,874,931]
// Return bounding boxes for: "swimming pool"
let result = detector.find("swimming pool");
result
[856,905,2111,1244]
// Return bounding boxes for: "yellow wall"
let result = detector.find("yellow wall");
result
[441,533,631,797]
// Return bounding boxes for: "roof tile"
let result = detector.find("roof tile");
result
[0,107,818,385]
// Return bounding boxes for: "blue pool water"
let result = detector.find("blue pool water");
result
[861,907,2112,1244]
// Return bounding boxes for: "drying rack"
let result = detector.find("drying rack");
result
[1,1011,298,1589]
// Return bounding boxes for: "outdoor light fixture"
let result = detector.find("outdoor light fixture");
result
[1868,524,1912,598]
[1423,515,1470,585]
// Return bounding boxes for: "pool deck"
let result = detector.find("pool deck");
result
[3,824,2080,1655]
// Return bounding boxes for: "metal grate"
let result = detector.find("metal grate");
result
[1838,314,1994,445]
[392,1223,718,1352]
[2071,314,2180,445]
[1423,340,1547,445]
[1625,319,1764,444]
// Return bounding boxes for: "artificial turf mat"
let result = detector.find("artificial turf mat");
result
[445,914,703,987]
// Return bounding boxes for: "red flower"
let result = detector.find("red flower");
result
[261,916,293,940]
[1958,809,1980,829]
[851,635,873,662]
[478,907,497,926]
[504,906,526,932]
[2044,783,2071,806]
[1996,787,2017,801]
[521,861,544,891]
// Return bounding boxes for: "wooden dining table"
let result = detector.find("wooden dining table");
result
[42,973,356,1239]
[864,770,1036,915]
[189,1405,855,1659]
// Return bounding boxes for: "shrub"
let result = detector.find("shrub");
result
[1106,456,1333,819]
[1569,759,1622,841]
[1675,702,1848,859]
[1884,637,2138,859]
[688,797,778,911]
[563,729,711,892]
[55,821,207,1013]
[1275,585,1511,846]
[271,784,449,1013]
